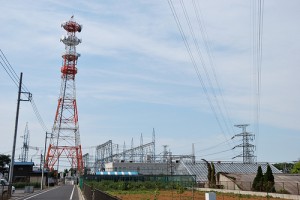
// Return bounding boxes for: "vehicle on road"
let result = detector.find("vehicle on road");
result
[0,178,15,195]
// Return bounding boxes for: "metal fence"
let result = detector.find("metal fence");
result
[215,181,300,195]
[82,183,121,200]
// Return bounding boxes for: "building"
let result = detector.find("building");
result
[175,161,281,183]
[105,161,180,175]
[218,173,300,195]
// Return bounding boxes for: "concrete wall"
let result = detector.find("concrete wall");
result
[197,188,300,200]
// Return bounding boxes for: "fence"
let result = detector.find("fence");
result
[215,181,300,195]
[82,183,121,200]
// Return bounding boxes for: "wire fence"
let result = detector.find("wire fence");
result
[215,181,300,195]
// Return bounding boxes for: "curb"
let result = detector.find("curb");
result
[77,185,85,200]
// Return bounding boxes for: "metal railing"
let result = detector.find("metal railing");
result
[82,183,121,200]
[211,181,300,195]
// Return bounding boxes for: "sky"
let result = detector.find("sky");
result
[0,1,299,167]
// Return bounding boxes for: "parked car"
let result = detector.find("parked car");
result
[0,178,15,194]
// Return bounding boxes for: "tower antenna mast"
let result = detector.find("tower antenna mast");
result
[46,16,83,173]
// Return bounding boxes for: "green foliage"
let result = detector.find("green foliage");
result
[253,164,276,192]
[210,162,216,188]
[86,180,189,192]
[13,182,40,188]
[252,166,263,191]
[0,154,10,168]
[273,163,294,173]
[263,164,275,192]
[202,159,217,188]
[291,161,300,174]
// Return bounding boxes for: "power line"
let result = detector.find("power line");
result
[251,0,264,157]
[0,49,49,132]
[167,0,237,158]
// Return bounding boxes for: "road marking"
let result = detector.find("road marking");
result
[23,187,58,200]
[69,185,75,200]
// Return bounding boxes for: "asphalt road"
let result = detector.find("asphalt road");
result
[15,185,80,200]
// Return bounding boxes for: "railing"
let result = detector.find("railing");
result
[82,183,121,200]
[213,181,300,195]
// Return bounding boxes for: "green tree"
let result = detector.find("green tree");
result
[0,154,10,169]
[202,159,212,187]
[263,164,275,192]
[252,166,263,191]
[210,162,216,188]
[273,163,294,173]
[291,161,300,174]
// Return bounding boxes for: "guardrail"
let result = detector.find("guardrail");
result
[82,183,121,200]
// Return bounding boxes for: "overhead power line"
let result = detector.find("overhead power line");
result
[251,0,264,156]
[167,0,238,157]
[0,49,49,132]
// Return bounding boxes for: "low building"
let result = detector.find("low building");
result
[105,161,179,175]
[175,161,281,184]
[12,162,35,182]
[218,173,300,195]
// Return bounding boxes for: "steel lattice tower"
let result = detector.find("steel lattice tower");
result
[233,124,256,163]
[46,16,83,173]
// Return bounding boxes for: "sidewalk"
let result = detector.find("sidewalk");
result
[10,187,48,200]
[10,185,84,200]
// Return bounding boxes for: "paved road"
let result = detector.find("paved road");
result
[13,185,81,200]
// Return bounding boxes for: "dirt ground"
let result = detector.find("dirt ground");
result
[114,190,286,200]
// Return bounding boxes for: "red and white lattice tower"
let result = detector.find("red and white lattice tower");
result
[46,16,83,173]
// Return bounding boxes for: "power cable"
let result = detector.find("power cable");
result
[167,0,237,158]
[0,49,49,132]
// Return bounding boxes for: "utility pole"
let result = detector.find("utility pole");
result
[41,132,51,190]
[9,72,31,185]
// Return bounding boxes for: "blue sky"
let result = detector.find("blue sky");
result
[0,1,299,165]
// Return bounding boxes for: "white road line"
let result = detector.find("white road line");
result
[23,187,58,200]
[69,185,75,200]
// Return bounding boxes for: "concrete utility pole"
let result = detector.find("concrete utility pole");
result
[9,73,31,185]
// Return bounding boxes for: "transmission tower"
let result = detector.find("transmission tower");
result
[233,124,256,163]
[46,16,83,173]
[20,123,29,162]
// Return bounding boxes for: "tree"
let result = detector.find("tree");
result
[0,154,10,169]
[273,162,294,173]
[210,162,216,188]
[291,161,300,174]
[263,164,275,192]
[252,166,263,191]
[202,159,211,186]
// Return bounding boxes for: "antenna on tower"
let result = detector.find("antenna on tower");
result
[46,16,83,173]
[233,124,256,163]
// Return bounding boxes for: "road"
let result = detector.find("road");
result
[15,185,80,200]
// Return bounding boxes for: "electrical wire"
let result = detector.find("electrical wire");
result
[252,0,264,158]
[167,0,238,158]
[0,49,49,132]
